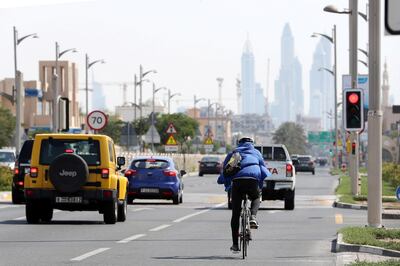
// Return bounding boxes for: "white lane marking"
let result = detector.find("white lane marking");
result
[13,210,61,220]
[117,233,146,244]
[0,205,19,209]
[132,208,153,212]
[70,248,110,261]
[149,224,171,232]
[173,202,226,223]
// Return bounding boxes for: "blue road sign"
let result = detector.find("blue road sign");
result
[396,186,400,201]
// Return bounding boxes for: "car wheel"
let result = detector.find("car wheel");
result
[103,199,117,224]
[198,172,203,177]
[173,194,180,205]
[128,196,134,204]
[312,170,315,175]
[284,190,295,210]
[179,193,183,204]
[40,203,53,222]
[26,202,40,224]
[12,187,23,204]
[117,192,127,222]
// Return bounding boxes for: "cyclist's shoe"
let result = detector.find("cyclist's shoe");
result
[230,244,240,253]
[250,215,259,229]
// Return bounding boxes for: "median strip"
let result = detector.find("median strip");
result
[117,233,146,244]
[70,247,110,261]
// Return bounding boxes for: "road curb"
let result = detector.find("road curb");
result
[334,201,400,219]
[336,233,400,257]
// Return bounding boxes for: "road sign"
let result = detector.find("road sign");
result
[385,0,400,35]
[308,131,334,144]
[396,186,400,201]
[166,135,177,145]
[204,137,213,145]
[87,110,108,131]
[204,144,214,153]
[165,145,178,152]
[165,123,177,134]
[143,125,161,144]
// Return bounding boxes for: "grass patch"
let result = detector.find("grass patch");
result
[336,174,397,204]
[349,260,400,266]
[340,227,400,251]
[0,166,12,191]
[330,168,343,176]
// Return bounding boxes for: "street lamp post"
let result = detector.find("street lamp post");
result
[151,83,166,152]
[139,65,156,119]
[53,42,77,132]
[313,24,338,169]
[13,26,38,155]
[85,54,105,132]
[194,95,206,119]
[207,99,218,138]
[168,89,181,114]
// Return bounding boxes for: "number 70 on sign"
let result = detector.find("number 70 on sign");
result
[87,110,108,131]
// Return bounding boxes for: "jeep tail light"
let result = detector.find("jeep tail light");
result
[30,167,38,178]
[125,169,137,177]
[163,170,177,177]
[101,169,109,178]
[65,149,74,153]
[286,164,293,177]
[14,168,19,175]
[17,181,24,186]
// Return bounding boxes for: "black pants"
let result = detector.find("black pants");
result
[231,178,260,245]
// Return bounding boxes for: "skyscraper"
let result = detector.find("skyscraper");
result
[309,37,333,130]
[241,37,256,114]
[272,23,303,125]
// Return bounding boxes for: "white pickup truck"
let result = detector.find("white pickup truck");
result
[255,144,296,210]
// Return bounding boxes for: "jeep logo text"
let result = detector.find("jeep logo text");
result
[59,170,77,177]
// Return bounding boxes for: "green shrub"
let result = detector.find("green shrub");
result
[382,163,400,188]
[0,166,13,191]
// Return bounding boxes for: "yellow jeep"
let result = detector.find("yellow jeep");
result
[24,134,128,224]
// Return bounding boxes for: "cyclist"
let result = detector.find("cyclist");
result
[217,136,271,253]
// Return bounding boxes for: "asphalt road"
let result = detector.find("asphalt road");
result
[1,167,400,266]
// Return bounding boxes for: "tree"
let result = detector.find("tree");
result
[273,122,307,154]
[132,117,150,137]
[0,107,16,147]
[98,115,125,144]
[156,113,199,145]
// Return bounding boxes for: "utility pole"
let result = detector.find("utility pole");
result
[349,0,360,196]
[367,0,382,228]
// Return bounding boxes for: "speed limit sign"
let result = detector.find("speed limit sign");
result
[87,110,108,131]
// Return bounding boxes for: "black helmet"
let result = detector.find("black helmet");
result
[237,136,254,144]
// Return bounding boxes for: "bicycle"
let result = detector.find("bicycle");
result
[239,194,251,259]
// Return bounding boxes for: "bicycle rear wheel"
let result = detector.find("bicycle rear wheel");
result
[241,203,247,259]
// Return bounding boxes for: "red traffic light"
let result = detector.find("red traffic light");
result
[348,93,359,104]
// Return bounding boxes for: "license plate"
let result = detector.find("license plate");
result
[24,167,30,174]
[55,196,82,203]
[140,188,159,193]
[206,163,214,167]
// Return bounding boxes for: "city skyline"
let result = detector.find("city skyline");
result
[0,0,398,116]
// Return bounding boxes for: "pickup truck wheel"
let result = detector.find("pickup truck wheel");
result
[284,190,295,210]
[40,203,53,222]
[103,199,117,224]
[117,192,127,222]
[26,202,40,224]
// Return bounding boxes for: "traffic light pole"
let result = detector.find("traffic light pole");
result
[367,0,382,228]
[349,0,360,196]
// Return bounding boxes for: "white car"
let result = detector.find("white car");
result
[0,148,16,169]
[255,144,296,210]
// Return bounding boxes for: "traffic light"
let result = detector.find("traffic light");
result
[343,89,364,131]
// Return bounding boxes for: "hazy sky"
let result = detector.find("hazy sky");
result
[0,0,398,114]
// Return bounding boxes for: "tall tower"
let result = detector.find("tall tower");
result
[241,35,256,114]
[382,60,390,108]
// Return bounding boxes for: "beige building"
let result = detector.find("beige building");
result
[39,60,82,129]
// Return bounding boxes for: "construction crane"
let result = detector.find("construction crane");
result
[97,82,135,106]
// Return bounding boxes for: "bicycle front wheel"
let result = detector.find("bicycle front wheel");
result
[241,207,247,259]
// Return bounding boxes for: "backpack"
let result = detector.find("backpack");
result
[223,151,242,177]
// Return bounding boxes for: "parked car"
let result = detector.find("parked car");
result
[316,157,328,167]
[294,155,315,175]
[12,140,34,204]
[0,148,16,169]
[125,156,186,204]
[198,156,222,176]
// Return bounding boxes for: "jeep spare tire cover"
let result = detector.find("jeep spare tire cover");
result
[49,153,89,193]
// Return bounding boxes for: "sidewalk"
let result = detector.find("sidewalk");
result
[0,191,11,202]
[334,200,400,219]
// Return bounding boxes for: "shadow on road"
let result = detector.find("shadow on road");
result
[0,220,104,225]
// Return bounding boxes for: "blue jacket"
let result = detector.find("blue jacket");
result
[217,142,271,190]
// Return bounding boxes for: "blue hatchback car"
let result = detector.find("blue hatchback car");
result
[125,156,186,204]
